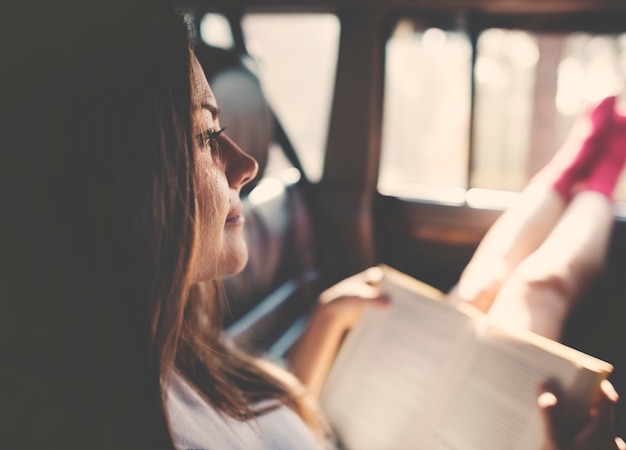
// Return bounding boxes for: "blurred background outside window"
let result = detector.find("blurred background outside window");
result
[380,22,472,204]
[379,18,626,206]
[242,13,340,182]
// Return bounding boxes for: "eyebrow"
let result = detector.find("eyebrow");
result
[201,102,222,119]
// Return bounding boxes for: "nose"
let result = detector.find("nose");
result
[221,133,259,190]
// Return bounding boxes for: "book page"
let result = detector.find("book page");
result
[419,325,611,450]
[320,270,477,450]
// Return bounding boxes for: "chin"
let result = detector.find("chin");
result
[218,244,249,278]
[193,234,249,282]
[191,247,249,283]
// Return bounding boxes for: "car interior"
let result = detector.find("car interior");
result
[177,0,626,434]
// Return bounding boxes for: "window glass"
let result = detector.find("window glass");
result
[473,30,626,198]
[242,14,340,182]
[380,18,626,204]
[379,21,472,203]
[472,29,538,192]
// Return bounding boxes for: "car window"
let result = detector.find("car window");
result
[242,13,340,182]
[379,16,626,205]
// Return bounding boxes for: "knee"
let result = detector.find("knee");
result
[493,262,572,339]
[454,257,510,310]
[507,258,576,309]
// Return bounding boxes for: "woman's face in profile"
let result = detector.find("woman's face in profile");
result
[190,56,258,283]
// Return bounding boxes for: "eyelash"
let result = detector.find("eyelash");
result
[198,127,226,154]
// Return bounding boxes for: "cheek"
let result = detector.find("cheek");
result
[209,166,231,220]
[199,166,249,278]
[198,155,225,199]
[198,164,229,234]
[193,163,230,281]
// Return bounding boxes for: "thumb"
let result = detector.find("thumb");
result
[572,379,619,445]
[538,386,560,448]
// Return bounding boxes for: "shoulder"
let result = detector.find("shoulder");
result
[164,371,324,450]
[165,371,256,449]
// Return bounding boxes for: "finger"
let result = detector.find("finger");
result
[361,266,384,286]
[591,380,618,429]
[344,283,383,300]
[351,293,390,309]
[570,380,619,446]
[600,379,619,403]
[537,389,560,445]
[319,271,384,304]
[338,292,390,308]
[373,293,391,306]
[616,437,626,450]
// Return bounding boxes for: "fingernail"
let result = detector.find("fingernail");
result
[537,392,558,408]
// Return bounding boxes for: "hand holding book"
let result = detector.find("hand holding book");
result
[287,266,389,397]
[320,266,622,450]
[539,379,625,450]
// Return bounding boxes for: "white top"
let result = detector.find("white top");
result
[166,371,323,450]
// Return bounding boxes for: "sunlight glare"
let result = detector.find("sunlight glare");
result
[478,28,505,54]
[556,57,584,116]
[200,13,234,50]
[504,32,538,69]
[585,56,620,103]
[423,28,446,52]
[249,177,286,206]
[475,57,508,91]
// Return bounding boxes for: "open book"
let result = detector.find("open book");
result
[320,265,613,450]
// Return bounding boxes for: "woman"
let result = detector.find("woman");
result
[0,0,621,448]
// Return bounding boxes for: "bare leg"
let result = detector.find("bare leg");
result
[447,186,566,311]
[449,95,626,339]
[487,191,613,340]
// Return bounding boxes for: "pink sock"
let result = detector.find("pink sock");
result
[582,98,626,200]
[531,96,615,200]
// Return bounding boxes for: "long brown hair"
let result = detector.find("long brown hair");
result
[176,282,329,441]
[1,0,325,448]
[1,0,195,447]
